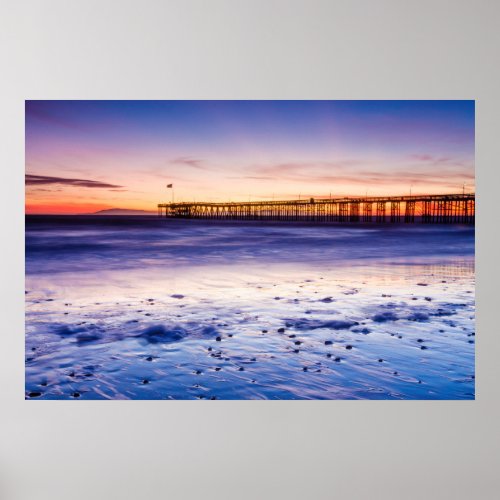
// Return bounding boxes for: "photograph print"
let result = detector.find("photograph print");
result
[25,100,475,400]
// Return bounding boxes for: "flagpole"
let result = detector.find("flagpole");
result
[166,184,174,204]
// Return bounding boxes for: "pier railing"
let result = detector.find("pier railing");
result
[158,193,475,224]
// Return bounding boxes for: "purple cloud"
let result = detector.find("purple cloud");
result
[409,154,470,167]
[25,174,122,189]
[170,156,207,170]
[238,158,474,191]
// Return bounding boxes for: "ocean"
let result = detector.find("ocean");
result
[25,216,475,400]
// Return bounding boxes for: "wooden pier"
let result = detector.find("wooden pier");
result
[158,193,475,224]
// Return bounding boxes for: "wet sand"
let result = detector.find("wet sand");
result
[25,218,475,400]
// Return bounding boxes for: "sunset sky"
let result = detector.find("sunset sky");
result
[25,100,475,214]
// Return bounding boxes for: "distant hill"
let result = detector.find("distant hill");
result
[90,208,157,216]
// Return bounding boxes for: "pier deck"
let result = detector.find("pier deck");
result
[158,193,475,224]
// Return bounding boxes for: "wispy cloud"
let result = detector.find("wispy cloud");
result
[409,153,470,168]
[170,156,207,170]
[27,187,63,193]
[252,159,367,178]
[26,101,83,130]
[25,174,122,189]
[234,157,474,191]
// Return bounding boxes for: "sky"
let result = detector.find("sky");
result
[25,100,475,214]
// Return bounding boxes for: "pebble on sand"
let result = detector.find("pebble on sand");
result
[324,340,333,345]
[277,327,285,333]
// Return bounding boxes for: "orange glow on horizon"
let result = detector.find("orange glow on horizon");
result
[25,190,478,215]
[25,202,116,215]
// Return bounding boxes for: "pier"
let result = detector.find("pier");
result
[158,193,475,224]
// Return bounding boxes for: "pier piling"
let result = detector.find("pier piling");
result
[158,194,475,224]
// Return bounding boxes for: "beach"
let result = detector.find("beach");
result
[25,216,475,400]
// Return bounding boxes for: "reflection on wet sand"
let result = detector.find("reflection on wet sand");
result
[25,218,475,400]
